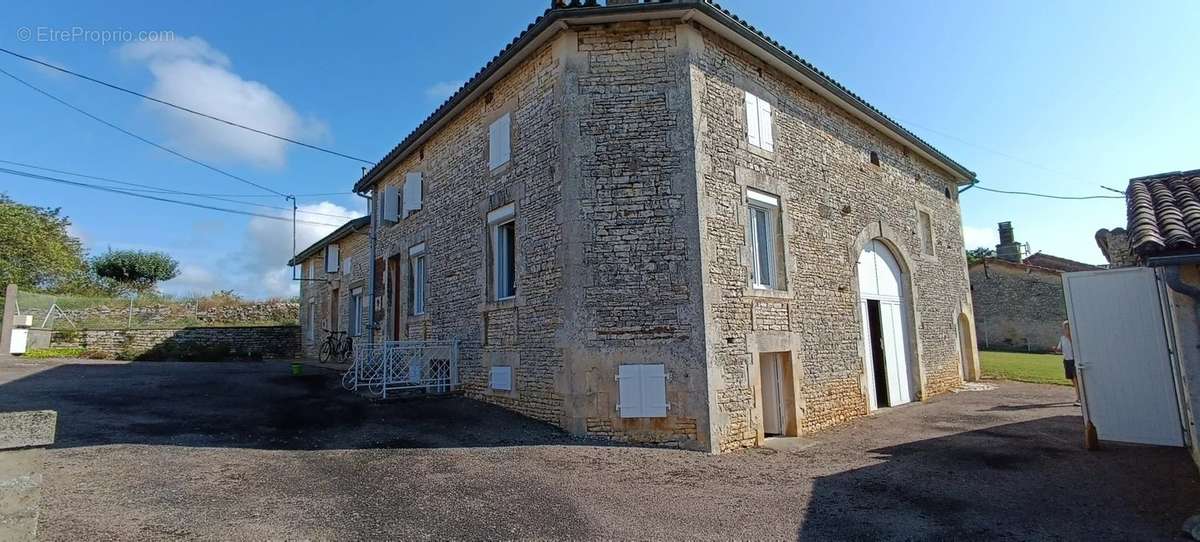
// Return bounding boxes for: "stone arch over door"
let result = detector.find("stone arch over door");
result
[849,222,925,409]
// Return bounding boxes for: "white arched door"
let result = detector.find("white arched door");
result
[857,240,913,409]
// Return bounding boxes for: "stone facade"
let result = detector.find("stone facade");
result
[968,259,1065,352]
[305,5,978,452]
[298,227,369,359]
[1095,227,1136,268]
[50,325,300,359]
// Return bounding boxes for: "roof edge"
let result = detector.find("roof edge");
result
[353,0,976,193]
[287,216,370,266]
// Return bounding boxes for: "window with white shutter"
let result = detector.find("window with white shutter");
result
[744,91,773,152]
[382,185,399,223]
[488,113,511,169]
[747,188,783,289]
[325,244,339,273]
[617,364,669,418]
[403,172,423,217]
[342,256,352,276]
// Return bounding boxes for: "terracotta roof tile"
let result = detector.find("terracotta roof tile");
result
[1127,169,1200,255]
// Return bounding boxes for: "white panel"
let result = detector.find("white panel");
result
[382,185,399,222]
[745,92,760,148]
[490,366,513,391]
[487,203,515,224]
[873,241,903,300]
[342,257,351,276]
[617,364,643,418]
[747,188,779,207]
[408,242,426,256]
[325,244,339,273]
[856,241,877,297]
[881,301,912,405]
[758,99,774,152]
[1064,268,1184,447]
[860,301,878,411]
[403,172,423,216]
[489,113,511,169]
[641,364,668,418]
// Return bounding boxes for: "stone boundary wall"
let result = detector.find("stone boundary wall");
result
[49,325,300,360]
[22,301,298,329]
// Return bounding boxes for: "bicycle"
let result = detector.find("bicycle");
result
[318,328,354,363]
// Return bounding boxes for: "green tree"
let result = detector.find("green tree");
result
[0,193,90,291]
[966,246,995,265]
[92,250,180,295]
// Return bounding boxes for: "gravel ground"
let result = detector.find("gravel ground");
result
[0,358,1196,541]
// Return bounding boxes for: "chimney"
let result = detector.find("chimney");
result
[995,221,1024,262]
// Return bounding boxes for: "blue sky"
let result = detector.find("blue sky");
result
[1,0,1196,298]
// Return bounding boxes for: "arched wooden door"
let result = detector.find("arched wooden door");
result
[857,240,914,409]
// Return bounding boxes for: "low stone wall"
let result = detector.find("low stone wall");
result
[50,325,300,360]
[21,301,298,329]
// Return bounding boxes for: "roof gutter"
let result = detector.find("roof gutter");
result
[353,1,976,193]
[1145,253,1200,268]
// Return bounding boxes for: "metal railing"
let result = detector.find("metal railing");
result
[343,339,459,398]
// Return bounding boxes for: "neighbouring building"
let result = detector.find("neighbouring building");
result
[289,216,370,359]
[969,221,1099,352]
[299,0,982,452]
[1094,227,1136,268]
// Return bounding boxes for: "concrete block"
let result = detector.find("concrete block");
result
[0,411,57,451]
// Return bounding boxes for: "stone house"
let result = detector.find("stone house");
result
[968,222,1098,352]
[289,216,370,359]
[308,0,981,452]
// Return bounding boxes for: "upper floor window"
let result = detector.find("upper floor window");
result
[744,91,774,152]
[747,188,783,289]
[342,256,352,277]
[325,244,340,273]
[918,210,935,256]
[403,172,423,217]
[488,113,511,170]
[487,204,516,300]
[409,243,427,315]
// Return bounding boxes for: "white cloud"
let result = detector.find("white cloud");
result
[120,36,325,169]
[425,80,464,102]
[963,225,998,250]
[158,202,362,299]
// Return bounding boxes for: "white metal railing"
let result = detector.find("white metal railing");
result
[343,339,459,398]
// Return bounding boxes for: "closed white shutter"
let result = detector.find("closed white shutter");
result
[641,364,668,417]
[745,92,760,148]
[489,114,511,169]
[382,185,399,223]
[342,256,352,276]
[617,364,643,418]
[490,366,513,391]
[403,172,423,216]
[325,244,339,273]
[758,99,773,152]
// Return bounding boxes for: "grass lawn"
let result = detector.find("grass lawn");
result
[980,351,1072,386]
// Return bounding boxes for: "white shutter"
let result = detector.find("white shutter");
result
[382,185,399,223]
[758,99,773,152]
[489,113,511,169]
[490,366,513,391]
[403,172,423,216]
[745,92,760,148]
[342,256,352,276]
[617,364,643,418]
[640,364,668,417]
[325,244,339,273]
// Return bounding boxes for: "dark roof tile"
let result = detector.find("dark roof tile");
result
[1126,169,1200,256]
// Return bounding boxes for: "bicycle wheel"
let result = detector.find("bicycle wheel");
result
[340,337,354,363]
[319,340,333,363]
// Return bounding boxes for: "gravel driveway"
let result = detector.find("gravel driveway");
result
[0,358,1196,541]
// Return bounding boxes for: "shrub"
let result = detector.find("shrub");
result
[23,347,85,359]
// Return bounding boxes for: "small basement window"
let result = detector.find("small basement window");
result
[617,364,668,418]
[490,366,513,391]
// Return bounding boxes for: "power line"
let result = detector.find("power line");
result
[0,166,344,227]
[0,66,288,198]
[0,47,375,166]
[971,185,1124,201]
[0,159,359,220]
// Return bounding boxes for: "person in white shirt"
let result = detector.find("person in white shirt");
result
[1059,320,1080,406]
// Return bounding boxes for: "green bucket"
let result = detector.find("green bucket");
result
[290,362,303,376]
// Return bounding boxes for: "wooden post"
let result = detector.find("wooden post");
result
[0,284,16,355]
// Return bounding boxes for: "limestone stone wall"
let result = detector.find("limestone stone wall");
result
[969,261,1065,352]
[51,325,300,359]
[298,229,369,359]
[689,23,973,451]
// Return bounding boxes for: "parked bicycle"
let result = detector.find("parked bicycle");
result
[319,328,353,363]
